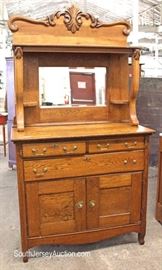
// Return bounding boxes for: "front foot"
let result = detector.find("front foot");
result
[138,233,145,245]
[23,255,28,263]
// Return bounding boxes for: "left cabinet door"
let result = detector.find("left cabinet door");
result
[25,178,86,237]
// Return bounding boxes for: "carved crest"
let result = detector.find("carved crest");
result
[8,5,131,35]
[47,5,102,33]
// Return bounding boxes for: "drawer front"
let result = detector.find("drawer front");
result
[22,141,86,157]
[24,150,144,181]
[88,137,144,153]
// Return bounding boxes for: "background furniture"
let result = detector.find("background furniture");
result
[6,57,16,168]
[156,135,162,223]
[0,113,8,156]
[8,5,154,262]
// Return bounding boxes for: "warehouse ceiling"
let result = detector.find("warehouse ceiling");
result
[3,0,162,26]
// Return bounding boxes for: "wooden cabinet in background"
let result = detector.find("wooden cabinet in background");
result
[8,5,154,262]
[156,135,162,223]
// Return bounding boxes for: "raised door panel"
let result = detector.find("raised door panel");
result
[26,178,86,237]
[86,172,142,230]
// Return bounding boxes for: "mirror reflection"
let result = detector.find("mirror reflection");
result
[39,67,106,107]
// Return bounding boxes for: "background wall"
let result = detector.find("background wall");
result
[137,77,162,166]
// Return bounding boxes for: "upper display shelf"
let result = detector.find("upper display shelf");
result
[8,4,131,48]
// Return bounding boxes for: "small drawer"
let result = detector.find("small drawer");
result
[24,150,144,181]
[22,141,86,157]
[88,137,144,153]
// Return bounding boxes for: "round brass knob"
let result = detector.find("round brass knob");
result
[133,159,137,164]
[73,145,78,151]
[63,146,67,152]
[97,144,101,148]
[43,148,47,153]
[88,200,96,208]
[124,160,128,164]
[134,141,137,146]
[75,201,84,209]
[124,142,128,147]
[32,148,36,153]
[43,167,48,172]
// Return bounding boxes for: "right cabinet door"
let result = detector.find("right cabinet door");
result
[86,172,143,230]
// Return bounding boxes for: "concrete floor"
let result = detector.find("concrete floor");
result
[0,151,162,270]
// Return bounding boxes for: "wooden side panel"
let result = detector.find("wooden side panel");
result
[156,137,162,222]
[130,173,142,223]
[26,182,40,237]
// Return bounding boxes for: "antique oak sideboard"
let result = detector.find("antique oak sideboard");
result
[8,5,154,262]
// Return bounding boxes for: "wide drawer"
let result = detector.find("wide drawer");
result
[24,150,144,181]
[88,137,144,153]
[22,141,86,157]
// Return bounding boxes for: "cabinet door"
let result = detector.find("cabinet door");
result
[86,172,142,230]
[26,178,86,237]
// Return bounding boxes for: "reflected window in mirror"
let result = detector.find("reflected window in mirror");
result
[39,67,107,108]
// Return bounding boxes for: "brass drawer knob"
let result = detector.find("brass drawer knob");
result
[43,148,47,153]
[73,145,78,151]
[133,159,137,164]
[97,144,101,148]
[43,167,48,172]
[63,146,67,152]
[134,141,137,146]
[88,200,96,208]
[32,148,36,153]
[124,142,128,147]
[75,201,84,209]
[124,159,128,164]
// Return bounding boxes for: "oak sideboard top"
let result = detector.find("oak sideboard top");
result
[11,123,154,142]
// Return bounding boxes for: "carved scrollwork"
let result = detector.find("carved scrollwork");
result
[14,47,23,59]
[8,16,49,33]
[8,5,131,35]
[133,49,140,60]
[47,5,103,33]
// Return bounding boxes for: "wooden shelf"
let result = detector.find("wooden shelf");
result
[23,102,38,107]
[110,100,129,105]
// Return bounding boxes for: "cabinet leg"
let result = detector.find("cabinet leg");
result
[23,255,28,263]
[138,233,145,245]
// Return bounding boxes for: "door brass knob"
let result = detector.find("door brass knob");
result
[88,200,96,208]
[75,201,84,209]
